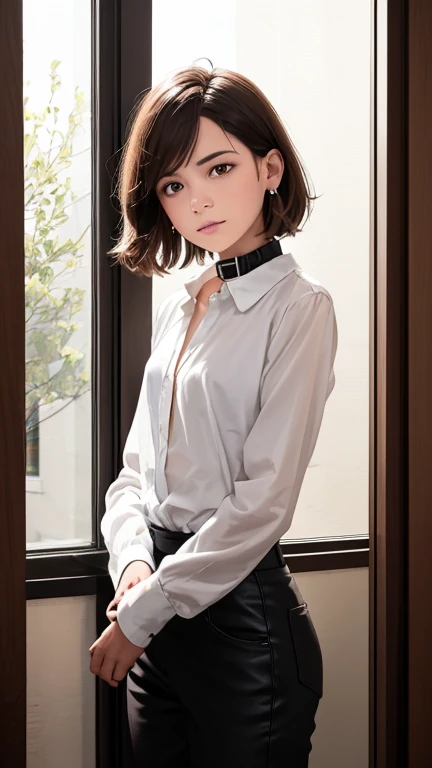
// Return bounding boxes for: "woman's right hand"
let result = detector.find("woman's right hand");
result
[106,560,154,623]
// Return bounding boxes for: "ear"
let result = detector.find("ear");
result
[264,149,284,190]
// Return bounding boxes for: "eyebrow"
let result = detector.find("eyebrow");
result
[158,150,238,182]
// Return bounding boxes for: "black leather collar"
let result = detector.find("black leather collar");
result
[215,238,283,281]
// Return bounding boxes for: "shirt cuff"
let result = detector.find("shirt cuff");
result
[116,569,177,648]
[114,544,156,590]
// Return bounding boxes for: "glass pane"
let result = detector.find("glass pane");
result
[152,0,371,540]
[24,0,93,550]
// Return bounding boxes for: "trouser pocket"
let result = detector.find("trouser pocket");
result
[288,603,323,699]
[205,571,270,648]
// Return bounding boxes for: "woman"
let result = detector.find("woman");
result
[89,63,338,767]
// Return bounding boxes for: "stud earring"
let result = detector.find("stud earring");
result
[269,188,278,196]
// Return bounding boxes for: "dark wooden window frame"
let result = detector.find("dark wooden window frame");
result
[10,0,428,766]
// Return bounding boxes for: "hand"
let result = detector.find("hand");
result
[89,619,144,687]
[106,560,153,623]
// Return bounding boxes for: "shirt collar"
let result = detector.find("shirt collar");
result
[181,250,299,313]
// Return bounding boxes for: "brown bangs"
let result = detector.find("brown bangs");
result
[108,66,318,278]
[145,96,202,201]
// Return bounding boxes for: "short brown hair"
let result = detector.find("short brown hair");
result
[108,65,318,278]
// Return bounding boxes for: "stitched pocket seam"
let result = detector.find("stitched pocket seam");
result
[205,608,269,648]
[288,603,323,699]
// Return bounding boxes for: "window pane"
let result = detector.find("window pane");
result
[152,0,371,539]
[24,0,93,549]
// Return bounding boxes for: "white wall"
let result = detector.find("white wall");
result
[27,596,96,768]
[152,0,371,541]
[298,567,368,767]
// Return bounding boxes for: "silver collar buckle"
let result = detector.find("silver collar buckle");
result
[216,256,241,281]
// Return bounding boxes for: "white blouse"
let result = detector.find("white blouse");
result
[101,248,338,648]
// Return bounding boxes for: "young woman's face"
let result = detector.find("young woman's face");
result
[155,116,282,257]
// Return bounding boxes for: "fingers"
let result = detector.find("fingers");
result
[89,622,137,688]
[105,578,142,621]
[89,652,133,688]
[89,646,103,677]
[116,575,142,598]
[111,662,131,684]
[99,655,119,687]
[106,590,126,622]
[105,587,129,621]
[90,648,120,688]
[106,598,120,622]
[106,606,120,622]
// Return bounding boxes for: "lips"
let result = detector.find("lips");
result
[197,220,224,232]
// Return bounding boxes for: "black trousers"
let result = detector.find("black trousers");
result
[126,523,323,767]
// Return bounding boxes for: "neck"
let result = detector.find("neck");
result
[219,235,273,261]
[217,218,273,261]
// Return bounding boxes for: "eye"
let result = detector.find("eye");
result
[209,163,234,177]
[162,181,183,197]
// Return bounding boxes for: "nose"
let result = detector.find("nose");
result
[190,194,213,213]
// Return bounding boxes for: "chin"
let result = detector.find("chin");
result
[192,235,233,252]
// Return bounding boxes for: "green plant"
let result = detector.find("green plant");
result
[24,60,91,436]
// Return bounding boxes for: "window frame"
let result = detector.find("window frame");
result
[22,0,369,765]
[25,0,368,590]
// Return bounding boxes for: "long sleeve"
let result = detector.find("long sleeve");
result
[100,304,164,591]
[116,290,338,648]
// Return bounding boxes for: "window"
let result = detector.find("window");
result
[24,0,93,548]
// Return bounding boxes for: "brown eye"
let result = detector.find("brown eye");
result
[211,163,234,176]
[162,181,183,197]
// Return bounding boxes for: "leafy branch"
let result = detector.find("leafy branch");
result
[25,60,91,434]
